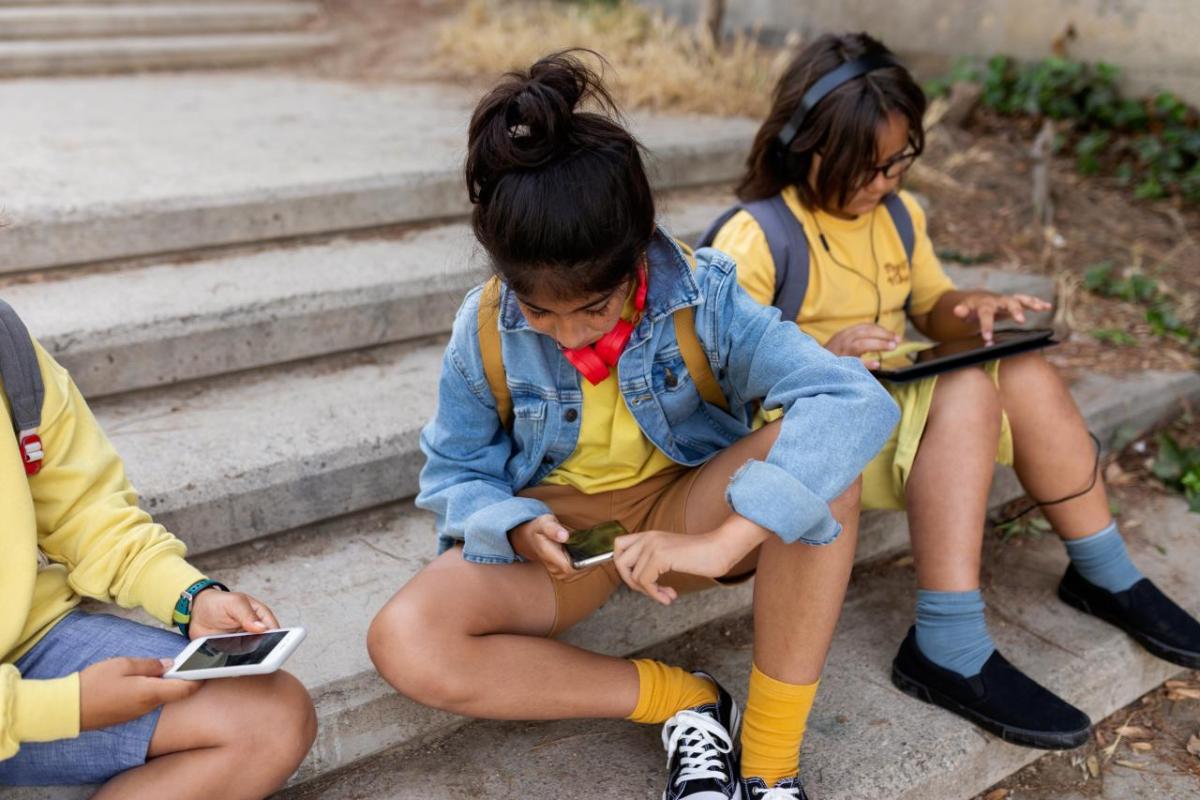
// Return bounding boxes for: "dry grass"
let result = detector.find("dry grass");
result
[434,0,782,117]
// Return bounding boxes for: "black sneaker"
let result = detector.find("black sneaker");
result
[1058,564,1200,669]
[743,776,808,799]
[891,627,1091,750]
[662,672,741,800]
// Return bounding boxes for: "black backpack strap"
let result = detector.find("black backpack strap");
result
[696,195,812,322]
[0,299,45,474]
[882,193,915,264]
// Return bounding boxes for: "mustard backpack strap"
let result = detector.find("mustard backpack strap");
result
[673,305,728,413]
[476,277,513,428]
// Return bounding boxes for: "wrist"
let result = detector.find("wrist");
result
[172,578,229,637]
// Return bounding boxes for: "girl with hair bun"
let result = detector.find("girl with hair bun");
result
[708,31,1200,759]
[368,50,898,800]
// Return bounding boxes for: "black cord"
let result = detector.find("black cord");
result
[812,209,883,326]
[991,431,1104,527]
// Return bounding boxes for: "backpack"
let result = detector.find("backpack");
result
[0,299,45,475]
[475,254,729,429]
[696,192,916,323]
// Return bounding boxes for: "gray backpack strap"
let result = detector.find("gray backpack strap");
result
[882,193,915,264]
[696,195,811,322]
[0,299,45,474]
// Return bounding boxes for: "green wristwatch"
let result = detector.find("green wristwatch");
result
[172,578,230,637]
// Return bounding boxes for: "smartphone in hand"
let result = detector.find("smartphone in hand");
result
[565,521,628,569]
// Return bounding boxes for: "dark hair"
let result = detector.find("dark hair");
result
[737,33,926,211]
[465,49,655,300]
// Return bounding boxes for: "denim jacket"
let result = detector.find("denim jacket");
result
[416,227,900,564]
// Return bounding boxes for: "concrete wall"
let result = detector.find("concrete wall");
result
[645,0,1200,104]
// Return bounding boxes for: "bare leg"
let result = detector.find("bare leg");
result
[998,352,1112,539]
[905,367,1003,591]
[680,421,861,683]
[369,550,640,720]
[92,671,316,800]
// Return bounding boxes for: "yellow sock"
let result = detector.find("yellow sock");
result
[626,659,718,724]
[740,664,819,784]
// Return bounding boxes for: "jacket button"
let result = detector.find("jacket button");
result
[564,408,578,423]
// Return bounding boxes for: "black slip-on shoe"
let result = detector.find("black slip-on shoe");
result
[1058,564,1200,669]
[743,776,808,799]
[891,627,1091,750]
[662,672,742,800]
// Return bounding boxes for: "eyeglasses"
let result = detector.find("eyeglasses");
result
[865,149,920,183]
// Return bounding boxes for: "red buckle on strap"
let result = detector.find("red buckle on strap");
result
[20,433,43,476]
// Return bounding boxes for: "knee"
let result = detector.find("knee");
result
[934,367,1002,427]
[1001,351,1060,388]
[368,597,473,712]
[225,671,316,773]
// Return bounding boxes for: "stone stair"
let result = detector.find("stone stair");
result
[0,1,333,77]
[2,73,1198,800]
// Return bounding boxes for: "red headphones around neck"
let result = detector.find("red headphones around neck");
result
[562,262,648,385]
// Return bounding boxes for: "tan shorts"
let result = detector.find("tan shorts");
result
[518,464,751,637]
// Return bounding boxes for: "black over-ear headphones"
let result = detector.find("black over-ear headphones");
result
[776,53,901,150]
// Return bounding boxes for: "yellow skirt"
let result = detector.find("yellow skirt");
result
[862,360,1015,511]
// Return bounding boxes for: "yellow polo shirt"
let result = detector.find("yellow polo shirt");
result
[711,186,955,344]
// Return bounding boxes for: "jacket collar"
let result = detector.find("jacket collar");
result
[497,225,700,333]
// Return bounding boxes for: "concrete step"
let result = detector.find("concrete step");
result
[5,365,1198,799]
[275,491,1200,800]
[5,190,1059,399]
[0,3,321,40]
[0,75,758,273]
[86,294,1200,560]
[0,30,336,78]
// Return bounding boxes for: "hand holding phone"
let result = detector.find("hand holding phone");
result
[509,514,575,579]
[79,656,203,730]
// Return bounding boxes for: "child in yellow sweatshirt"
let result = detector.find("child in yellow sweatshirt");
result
[0,330,316,797]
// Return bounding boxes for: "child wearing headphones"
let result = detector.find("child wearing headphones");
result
[708,32,1200,750]
[367,50,900,799]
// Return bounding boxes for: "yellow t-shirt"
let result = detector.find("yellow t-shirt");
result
[711,186,955,344]
[542,292,677,494]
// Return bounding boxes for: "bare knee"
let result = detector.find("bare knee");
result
[930,367,1002,433]
[368,594,475,712]
[211,671,315,779]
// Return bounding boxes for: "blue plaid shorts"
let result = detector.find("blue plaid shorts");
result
[0,611,188,786]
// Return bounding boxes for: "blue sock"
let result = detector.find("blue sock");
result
[1063,520,1143,593]
[914,589,996,678]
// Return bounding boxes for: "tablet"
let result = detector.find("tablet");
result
[164,627,306,681]
[871,328,1057,383]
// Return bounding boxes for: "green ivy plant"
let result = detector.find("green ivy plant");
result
[930,56,1200,204]
[1152,431,1200,512]
[1083,261,1197,349]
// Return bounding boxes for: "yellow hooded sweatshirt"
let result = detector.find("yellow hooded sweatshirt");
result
[1,341,204,761]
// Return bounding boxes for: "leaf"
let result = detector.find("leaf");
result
[1115,725,1154,738]
[1114,758,1148,769]
[1167,688,1200,701]
[1187,733,1200,757]
[1131,741,1152,752]
[984,790,1009,800]
[1087,754,1101,777]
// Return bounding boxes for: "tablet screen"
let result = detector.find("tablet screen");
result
[175,631,287,671]
[877,329,1054,374]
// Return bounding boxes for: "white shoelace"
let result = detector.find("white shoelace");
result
[661,708,733,786]
[750,784,801,800]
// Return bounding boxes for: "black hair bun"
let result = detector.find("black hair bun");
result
[467,49,617,202]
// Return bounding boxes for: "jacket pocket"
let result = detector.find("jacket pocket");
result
[651,347,701,426]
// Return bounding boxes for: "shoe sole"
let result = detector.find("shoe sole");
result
[1058,582,1200,669]
[891,663,1091,750]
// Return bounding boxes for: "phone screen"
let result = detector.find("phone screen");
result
[175,631,287,672]
[565,521,627,565]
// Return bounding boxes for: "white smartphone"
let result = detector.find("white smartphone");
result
[164,627,307,681]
